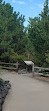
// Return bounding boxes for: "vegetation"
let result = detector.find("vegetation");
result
[0,78,3,81]
[0,0,49,67]
[28,0,49,67]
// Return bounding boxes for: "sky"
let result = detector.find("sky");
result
[3,0,47,26]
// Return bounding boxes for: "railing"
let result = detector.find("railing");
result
[34,66,49,77]
[0,62,49,74]
[0,62,19,71]
[34,66,49,72]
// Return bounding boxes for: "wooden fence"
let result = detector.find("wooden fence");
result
[34,66,49,72]
[0,62,18,71]
[0,62,49,74]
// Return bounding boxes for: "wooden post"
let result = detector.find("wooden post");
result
[16,62,18,72]
[32,63,34,77]
[26,65,27,73]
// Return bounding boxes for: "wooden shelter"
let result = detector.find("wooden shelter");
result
[24,61,34,73]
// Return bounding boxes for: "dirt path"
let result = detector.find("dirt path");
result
[0,70,49,111]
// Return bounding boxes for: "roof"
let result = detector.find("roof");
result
[24,61,34,65]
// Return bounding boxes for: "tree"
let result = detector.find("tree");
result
[0,1,27,62]
[28,0,49,66]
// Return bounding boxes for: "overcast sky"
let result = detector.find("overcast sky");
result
[3,0,47,26]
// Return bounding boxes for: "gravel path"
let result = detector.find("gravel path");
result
[0,70,49,111]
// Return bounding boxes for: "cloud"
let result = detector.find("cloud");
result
[12,0,16,3]
[18,1,25,4]
[12,0,26,5]
[38,3,44,9]
[38,2,49,9]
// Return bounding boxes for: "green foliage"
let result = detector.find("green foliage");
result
[0,1,27,62]
[28,0,49,67]
[46,53,49,63]
[0,0,49,67]
[0,78,3,82]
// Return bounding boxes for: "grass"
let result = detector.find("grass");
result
[0,78,3,82]
[43,71,49,75]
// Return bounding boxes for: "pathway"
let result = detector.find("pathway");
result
[0,70,49,111]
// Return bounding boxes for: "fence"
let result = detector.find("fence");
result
[0,62,49,74]
[0,62,18,71]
